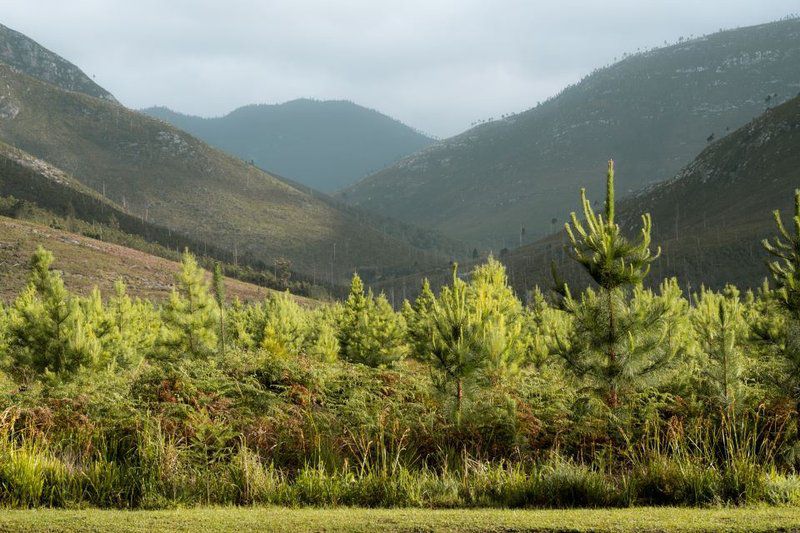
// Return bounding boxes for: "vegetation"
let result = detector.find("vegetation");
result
[0,215,307,303]
[0,153,329,298]
[1,165,800,512]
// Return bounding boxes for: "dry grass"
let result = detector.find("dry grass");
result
[0,216,312,304]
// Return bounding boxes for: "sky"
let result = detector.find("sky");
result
[1,1,798,137]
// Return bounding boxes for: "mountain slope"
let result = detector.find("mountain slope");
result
[142,99,434,192]
[501,94,800,293]
[0,216,306,303]
[0,62,450,285]
[340,18,800,247]
[0,22,116,102]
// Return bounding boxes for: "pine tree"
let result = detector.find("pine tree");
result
[692,286,750,411]
[212,263,226,357]
[101,279,158,368]
[308,321,340,363]
[254,292,309,357]
[469,258,527,384]
[763,190,800,313]
[158,250,218,359]
[761,189,800,428]
[554,160,673,409]
[413,264,487,415]
[402,278,436,359]
[339,273,407,367]
[525,286,570,369]
[6,246,102,379]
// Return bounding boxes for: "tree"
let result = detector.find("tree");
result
[101,279,158,368]
[253,292,309,357]
[157,250,218,359]
[692,286,750,411]
[554,160,673,409]
[212,263,226,357]
[425,264,486,414]
[339,273,407,367]
[402,278,436,358]
[5,246,102,380]
[468,258,527,384]
[761,189,800,428]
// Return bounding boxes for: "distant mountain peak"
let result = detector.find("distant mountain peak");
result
[141,99,433,192]
[0,22,117,102]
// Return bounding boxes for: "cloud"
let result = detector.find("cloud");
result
[2,0,797,136]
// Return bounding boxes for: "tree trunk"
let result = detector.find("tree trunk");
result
[457,378,463,413]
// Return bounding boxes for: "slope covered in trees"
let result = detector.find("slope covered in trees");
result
[340,18,800,246]
[0,61,455,285]
[142,100,434,192]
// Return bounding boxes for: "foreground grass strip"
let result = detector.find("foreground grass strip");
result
[1,507,799,533]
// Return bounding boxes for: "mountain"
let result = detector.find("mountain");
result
[0,139,317,293]
[0,215,302,303]
[142,99,434,192]
[500,94,800,294]
[339,18,800,247]
[0,22,116,102]
[0,60,453,286]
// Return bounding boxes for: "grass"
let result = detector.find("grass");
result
[0,506,799,532]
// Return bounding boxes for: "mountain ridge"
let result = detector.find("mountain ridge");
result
[0,61,452,286]
[142,98,434,192]
[498,93,800,294]
[339,17,800,247]
[0,22,116,102]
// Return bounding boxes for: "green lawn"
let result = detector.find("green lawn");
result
[0,507,799,532]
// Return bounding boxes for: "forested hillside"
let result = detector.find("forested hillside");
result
[143,100,434,192]
[341,18,800,247]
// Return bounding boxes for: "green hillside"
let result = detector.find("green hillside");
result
[501,94,800,294]
[0,62,453,285]
[142,99,434,192]
[340,18,800,247]
[0,139,342,296]
[0,22,116,102]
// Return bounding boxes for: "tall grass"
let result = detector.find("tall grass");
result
[2,427,795,509]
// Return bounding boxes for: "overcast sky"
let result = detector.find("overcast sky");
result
[2,1,797,137]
